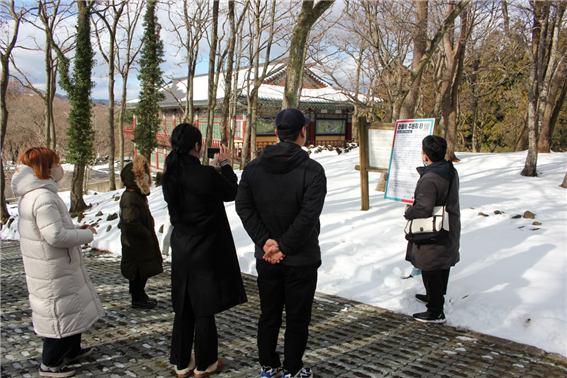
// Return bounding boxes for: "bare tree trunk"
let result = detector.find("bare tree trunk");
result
[0,2,28,222]
[220,0,236,146]
[108,73,116,190]
[93,2,127,191]
[283,0,334,109]
[250,92,259,160]
[522,1,544,177]
[561,171,567,188]
[69,164,88,216]
[514,114,529,151]
[538,63,566,152]
[400,0,427,120]
[470,58,481,152]
[1,58,10,222]
[441,2,470,162]
[44,39,53,148]
[502,0,510,36]
[546,75,567,146]
[204,0,219,165]
[119,93,126,172]
[115,0,144,172]
[229,33,243,164]
[240,94,253,168]
[179,0,209,123]
[538,2,567,152]
[49,65,57,149]
[537,2,566,153]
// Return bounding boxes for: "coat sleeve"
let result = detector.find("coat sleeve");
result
[34,194,93,248]
[120,194,153,240]
[209,165,238,202]
[404,175,438,220]
[235,167,271,249]
[278,166,327,256]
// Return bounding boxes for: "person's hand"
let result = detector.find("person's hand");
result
[216,144,231,163]
[263,239,284,264]
[80,224,97,234]
[264,251,285,264]
[209,156,220,170]
[263,238,279,254]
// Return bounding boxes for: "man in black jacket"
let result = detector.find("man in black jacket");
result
[405,135,461,324]
[236,108,327,378]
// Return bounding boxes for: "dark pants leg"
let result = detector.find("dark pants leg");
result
[282,263,318,376]
[422,268,450,315]
[194,316,218,371]
[129,269,148,302]
[256,259,286,369]
[42,333,81,367]
[170,297,195,370]
[170,288,218,371]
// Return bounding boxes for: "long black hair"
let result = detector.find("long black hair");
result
[162,123,202,210]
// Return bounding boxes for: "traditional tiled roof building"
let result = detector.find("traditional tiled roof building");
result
[125,63,355,169]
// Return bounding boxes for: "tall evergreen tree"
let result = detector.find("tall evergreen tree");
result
[135,0,165,161]
[55,0,95,215]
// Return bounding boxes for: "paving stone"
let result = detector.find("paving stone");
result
[2,240,567,378]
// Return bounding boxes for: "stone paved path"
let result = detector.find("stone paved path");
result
[1,241,566,378]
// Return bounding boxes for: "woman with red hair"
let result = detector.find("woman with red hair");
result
[11,147,105,378]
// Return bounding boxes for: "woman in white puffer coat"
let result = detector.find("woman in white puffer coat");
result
[11,147,105,378]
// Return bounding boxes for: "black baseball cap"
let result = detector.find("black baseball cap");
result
[275,108,311,136]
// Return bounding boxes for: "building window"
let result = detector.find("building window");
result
[166,117,173,134]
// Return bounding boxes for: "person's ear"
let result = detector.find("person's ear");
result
[194,142,200,153]
[299,127,306,138]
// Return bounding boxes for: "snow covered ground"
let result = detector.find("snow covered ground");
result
[2,149,566,357]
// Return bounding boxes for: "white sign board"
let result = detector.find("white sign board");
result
[384,119,435,203]
[368,128,395,170]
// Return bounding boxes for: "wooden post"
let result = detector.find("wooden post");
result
[357,116,370,210]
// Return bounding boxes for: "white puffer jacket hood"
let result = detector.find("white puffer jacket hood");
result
[11,165,105,338]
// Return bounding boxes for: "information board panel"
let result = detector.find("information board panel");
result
[384,119,435,203]
[368,128,395,170]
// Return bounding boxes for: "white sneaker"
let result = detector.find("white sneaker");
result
[39,364,76,377]
[261,365,283,378]
[283,367,313,378]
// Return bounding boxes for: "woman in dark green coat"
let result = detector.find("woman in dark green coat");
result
[162,123,247,378]
[119,155,163,309]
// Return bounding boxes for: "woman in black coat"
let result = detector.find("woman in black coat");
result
[162,123,247,378]
[119,156,163,309]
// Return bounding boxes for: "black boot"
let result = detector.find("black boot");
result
[132,297,157,309]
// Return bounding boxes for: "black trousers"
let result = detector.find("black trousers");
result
[170,290,217,371]
[129,269,148,302]
[421,268,450,314]
[42,333,81,367]
[256,259,319,376]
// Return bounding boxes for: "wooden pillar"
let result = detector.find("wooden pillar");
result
[345,111,352,141]
[309,109,316,141]
[357,116,369,210]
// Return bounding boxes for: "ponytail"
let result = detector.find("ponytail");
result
[162,123,202,211]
